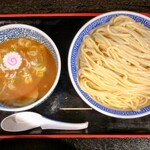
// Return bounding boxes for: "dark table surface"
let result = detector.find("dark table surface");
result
[0,0,150,14]
[0,0,150,150]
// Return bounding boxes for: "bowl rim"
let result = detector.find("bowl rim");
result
[68,11,150,119]
[0,24,61,112]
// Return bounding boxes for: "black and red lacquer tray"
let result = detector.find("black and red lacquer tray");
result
[0,13,150,138]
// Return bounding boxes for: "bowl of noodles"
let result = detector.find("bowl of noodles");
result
[68,11,150,118]
[0,24,61,111]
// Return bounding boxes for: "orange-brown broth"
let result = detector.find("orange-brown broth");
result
[0,38,56,107]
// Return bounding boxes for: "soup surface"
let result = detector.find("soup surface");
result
[0,38,56,107]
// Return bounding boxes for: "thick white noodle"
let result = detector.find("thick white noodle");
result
[78,16,150,111]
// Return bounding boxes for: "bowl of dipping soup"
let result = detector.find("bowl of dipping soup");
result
[0,24,61,111]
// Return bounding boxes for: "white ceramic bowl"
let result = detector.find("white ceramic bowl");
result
[0,24,61,112]
[68,11,150,119]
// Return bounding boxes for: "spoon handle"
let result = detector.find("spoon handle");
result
[40,117,88,130]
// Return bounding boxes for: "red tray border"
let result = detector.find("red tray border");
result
[0,134,150,139]
[0,12,149,17]
[0,13,100,17]
[0,12,150,139]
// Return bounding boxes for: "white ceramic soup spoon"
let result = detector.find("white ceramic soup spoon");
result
[1,111,88,132]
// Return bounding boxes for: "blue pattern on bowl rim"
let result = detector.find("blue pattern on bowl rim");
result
[69,11,150,118]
